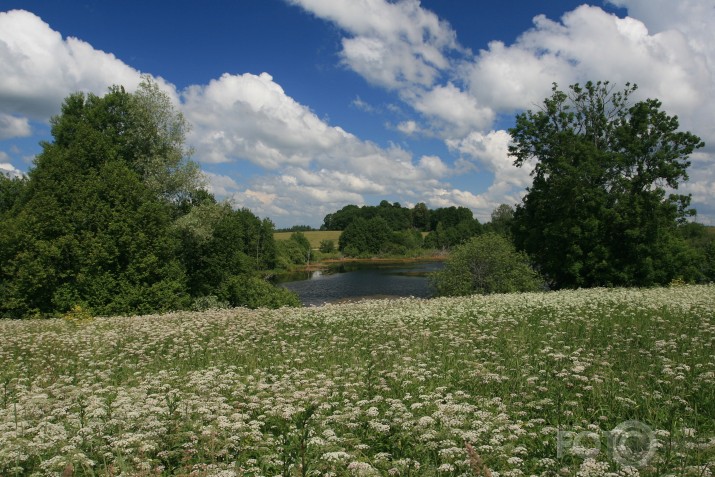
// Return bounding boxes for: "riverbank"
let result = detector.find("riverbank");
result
[298,253,446,272]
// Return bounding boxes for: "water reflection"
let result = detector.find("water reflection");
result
[276,260,443,306]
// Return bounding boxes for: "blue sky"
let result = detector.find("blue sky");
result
[1,0,714,228]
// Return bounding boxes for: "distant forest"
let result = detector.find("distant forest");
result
[316,200,514,257]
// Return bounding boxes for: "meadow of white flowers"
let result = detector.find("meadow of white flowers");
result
[0,285,713,476]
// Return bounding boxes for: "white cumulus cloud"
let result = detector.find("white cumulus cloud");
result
[181,71,459,223]
[0,160,25,179]
[0,113,30,139]
[288,0,460,90]
[183,72,353,168]
[0,9,146,120]
[294,0,715,222]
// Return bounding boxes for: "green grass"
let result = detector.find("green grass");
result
[1,285,714,475]
[274,230,342,249]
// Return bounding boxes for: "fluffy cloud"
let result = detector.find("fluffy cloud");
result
[0,113,30,139]
[0,9,145,123]
[408,83,494,136]
[424,188,491,217]
[289,0,483,140]
[681,150,715,225]
[183,72,353,168]
[288,0,460,90]
[608,0,715,43]
[443,130,533,219]
[446,130,531,189]
[183,71,454,219]
[203,171,241,197]
[456,4,711,132]
[0,8,463,226]
[396,120,420,136]
[295,0,715,222]
[418,155,449,179]
[606,0,715,146]
[0,160,25,179]
[2,3,714,225]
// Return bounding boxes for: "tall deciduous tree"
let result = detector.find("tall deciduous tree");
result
[411,202,431,231]
[0,175,26,218]
[0,81,198,317]
[485,204,514,238]
[129,78,202,203]
[0,80,296,318]
[509,81,704,288]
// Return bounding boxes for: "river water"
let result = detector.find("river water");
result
[276,260,444,306]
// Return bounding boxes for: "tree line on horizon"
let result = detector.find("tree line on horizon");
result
[314,200,513,257]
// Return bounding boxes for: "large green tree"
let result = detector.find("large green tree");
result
[0,175,27,218]
[411,202,431,231]
[484,204,514,239]
[509,81,704,288]
[174,202,278,297]
[0,80,296,317]
[0,80,200,317]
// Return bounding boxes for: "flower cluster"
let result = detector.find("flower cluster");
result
[1,285,713,475]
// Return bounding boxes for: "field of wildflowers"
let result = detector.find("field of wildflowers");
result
[1,285,714,476]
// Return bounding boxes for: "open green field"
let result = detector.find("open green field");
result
[274,230,342,249]
[1,285,714,476]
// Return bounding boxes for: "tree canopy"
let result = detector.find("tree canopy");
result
[430,233,543,296]
[510,81,705,288]
[322,201,482,255]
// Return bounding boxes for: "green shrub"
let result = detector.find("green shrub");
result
[319,239,335,253]
[61,304,94,325]
[431,233,543,296]
[219,275,302,309]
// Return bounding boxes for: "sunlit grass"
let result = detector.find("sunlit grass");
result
[1,285,714,476]
[274,231,342,249]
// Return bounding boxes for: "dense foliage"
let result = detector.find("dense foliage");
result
[275,231,313,267]
[510,81,706,288]
[322,201,411,231]
[324,201,482,256]
[482,203,514,238]
[0,81,299,318]
[322,200,478,233]
[431,233,543,296]
[679,222,715,281]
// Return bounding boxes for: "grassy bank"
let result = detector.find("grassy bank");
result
[274,230,342,249]
[1,286,714,475]
[273,230,430,250]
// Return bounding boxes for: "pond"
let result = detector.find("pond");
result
[276,260,444,306]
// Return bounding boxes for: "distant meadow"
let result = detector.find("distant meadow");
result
[1,285,714,476]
